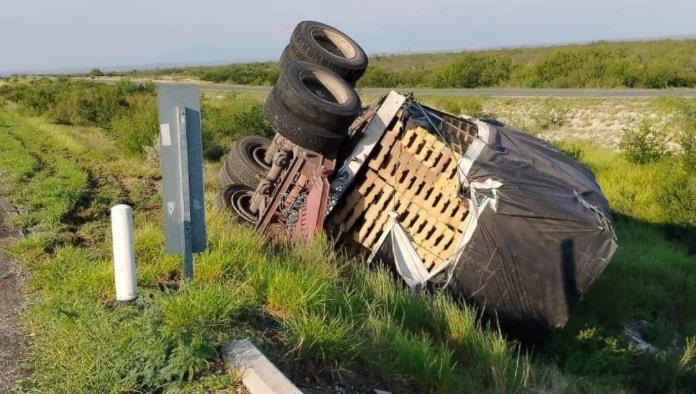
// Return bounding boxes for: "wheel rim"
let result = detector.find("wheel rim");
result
[311,27,356,59]
[300,69,349,105]
[229,188,257,223]
[249,144,271,170]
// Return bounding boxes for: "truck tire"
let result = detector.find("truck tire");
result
[224,136,271,188]
[220,184,257,224]
[218,163,234,186]
[263,92,345,153]
[273,60,360,132]
[279,45,298,69]
[289,21,368,84]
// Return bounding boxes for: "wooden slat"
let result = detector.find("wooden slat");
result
[329,124,471,270]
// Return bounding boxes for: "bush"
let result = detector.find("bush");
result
[89,68,104,77]
[670,97,696,171]
[0,79,277,160]
[679,124,696,172]
[659,162,696,250]
[201,95,272,143]
[433,53,511,88]
[359,65,401,87]
[0,78,155,130]
[620,118,670,164]
[109,94,158,155]
[48,83,121,128]
[197,62,279,85]
[0,79,160,156]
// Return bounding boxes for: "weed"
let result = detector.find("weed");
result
[109,93,159,155]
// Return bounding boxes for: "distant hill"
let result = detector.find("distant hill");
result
[102,39,696,89]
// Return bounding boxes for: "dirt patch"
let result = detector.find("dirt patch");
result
[483,98,677,150]
[0,198,25,392]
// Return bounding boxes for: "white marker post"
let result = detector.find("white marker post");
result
[111,204,137,302]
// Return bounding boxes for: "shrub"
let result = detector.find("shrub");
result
[201,95,272,147]
[89,68,104,77]
[359,65,400,87]
[433,53,511,88]
[670,97,696,171]
[620,118,670,164]
[0,79,159,156]
[197,62,279,85]
[679,123,696,172]
[48,83,121,128]
[109,94,158,155]
[659,162,696,250]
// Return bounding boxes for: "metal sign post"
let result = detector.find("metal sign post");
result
[157,85,207,280]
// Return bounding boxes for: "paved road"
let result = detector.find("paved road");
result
[90,77,696,98]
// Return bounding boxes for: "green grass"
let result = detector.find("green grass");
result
[1,83,695,392]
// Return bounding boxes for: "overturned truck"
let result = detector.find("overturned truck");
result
[218,21,617,340]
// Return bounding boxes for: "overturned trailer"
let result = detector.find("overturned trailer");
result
[218,20,617,340]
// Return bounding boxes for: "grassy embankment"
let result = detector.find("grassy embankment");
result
[0,79,695,393]
[70,39,696,89]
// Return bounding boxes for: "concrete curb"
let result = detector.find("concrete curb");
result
[221,339,301,394]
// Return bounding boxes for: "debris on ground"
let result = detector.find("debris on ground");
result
[624,320,668,356]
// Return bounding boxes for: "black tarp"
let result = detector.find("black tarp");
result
[432,119,617,340]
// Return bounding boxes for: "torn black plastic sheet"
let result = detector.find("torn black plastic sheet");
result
[368,117,617,341]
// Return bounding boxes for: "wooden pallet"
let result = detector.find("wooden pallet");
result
[330,123,469,270]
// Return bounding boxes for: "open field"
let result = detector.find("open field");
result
[0,79,695,392]
[69,39,696,89]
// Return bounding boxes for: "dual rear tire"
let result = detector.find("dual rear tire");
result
[279,21,368,85]
[219,184,256,224]
[264,61,361,153]
[218,136,271,189]
[218,135,271,224]
[269,21,367,153]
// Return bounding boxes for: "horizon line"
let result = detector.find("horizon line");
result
[2,33,694,77]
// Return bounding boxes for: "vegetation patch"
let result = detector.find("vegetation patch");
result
[91,39,696,89]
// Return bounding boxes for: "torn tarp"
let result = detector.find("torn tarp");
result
[368,213,430,290]
[437,120,617,340]
[362,97,616,340]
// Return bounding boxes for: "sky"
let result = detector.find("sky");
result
[1,0,695,74]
